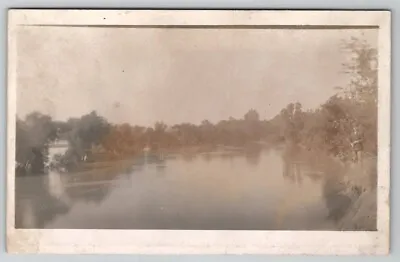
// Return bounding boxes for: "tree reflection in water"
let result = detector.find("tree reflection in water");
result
[15,160,134,228]
[15,174,70,228]
[201,152,212,162]
[182,153,197,162]
[16,144,376,230]
[280,144,372,228]
[281,145,305,186]
[244,144,262,167]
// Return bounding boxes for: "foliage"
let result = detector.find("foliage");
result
[15,37,377,175]
[15,112,58,175]
[274,38,378,159]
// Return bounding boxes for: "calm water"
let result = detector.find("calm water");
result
[16,146,352,230]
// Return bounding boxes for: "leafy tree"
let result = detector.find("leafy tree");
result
[244,109,260,122]
[339,37,378,105]
[15,112,58,175]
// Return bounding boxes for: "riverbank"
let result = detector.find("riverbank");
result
[278,143,377,230]
[338,157,377,230]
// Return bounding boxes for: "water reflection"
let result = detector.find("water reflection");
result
[201,152,212,162]
[16,146,376,230]
[281,146,307,186]
[280,145,376,228]
[15,174,71,228]
[182,153,197,162]
[16,163,129,228]
[244,145,262,166]
[48,170,71,205]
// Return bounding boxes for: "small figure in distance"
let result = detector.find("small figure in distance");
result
[350,125,364,164]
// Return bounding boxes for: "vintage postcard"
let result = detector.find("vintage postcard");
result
[7,10,391,254]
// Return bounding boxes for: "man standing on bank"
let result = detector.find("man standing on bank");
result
[350,125,364,164]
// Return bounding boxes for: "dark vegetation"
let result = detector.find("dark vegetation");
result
[15,37,377,176]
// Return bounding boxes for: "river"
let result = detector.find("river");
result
[15,146,374,230]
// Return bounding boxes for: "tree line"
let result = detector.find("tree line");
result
[15,37,377,175]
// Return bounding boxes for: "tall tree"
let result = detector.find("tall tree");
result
[244,109,260,122]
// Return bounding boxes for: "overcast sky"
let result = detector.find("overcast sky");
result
[16,27,377,126]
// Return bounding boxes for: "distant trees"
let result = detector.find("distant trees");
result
[244,109,260,122]
[270,102,305,145]
[61,111,111,169]
[15,112,59,175]
[68,111,110,151]
[271,37,378,160]
[101,123,137,157]
[199,120,215,143]
[257,37,378,162]
[15,111,112,174]
[15,36,377,172]
[171,123,202,146]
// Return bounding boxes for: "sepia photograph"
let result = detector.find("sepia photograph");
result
[7,10,391,254]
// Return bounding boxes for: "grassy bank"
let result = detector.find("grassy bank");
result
[337,157,377,230]
[280,143,377,230]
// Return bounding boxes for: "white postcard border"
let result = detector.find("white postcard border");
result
[6,10,391,255]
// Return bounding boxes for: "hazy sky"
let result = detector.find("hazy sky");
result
[16,27,377,126]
